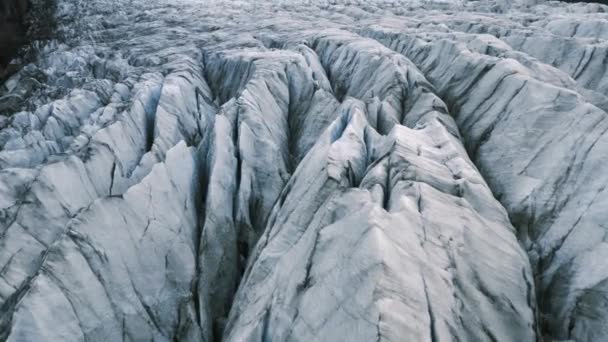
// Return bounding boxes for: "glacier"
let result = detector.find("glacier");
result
[1,0,608,341]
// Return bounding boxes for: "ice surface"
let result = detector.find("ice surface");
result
[1,0,608,341]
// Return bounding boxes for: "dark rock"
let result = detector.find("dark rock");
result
[0,93,22,114]
[0,0,28,68]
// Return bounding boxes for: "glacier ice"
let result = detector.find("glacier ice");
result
[1,0,608,341]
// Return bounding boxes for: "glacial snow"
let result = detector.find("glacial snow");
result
[0,0,608,341]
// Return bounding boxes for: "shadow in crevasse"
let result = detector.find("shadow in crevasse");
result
[563,0,608,4]
[0,0,57,82]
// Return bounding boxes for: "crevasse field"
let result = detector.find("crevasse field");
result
[1,0,608,341]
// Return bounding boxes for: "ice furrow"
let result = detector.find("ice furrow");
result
[364,21,608,341]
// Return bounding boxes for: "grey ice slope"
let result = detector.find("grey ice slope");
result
[0,0,608,341]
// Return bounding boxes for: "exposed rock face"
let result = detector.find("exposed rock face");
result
[0,0,57,81]
[0,0,28,67]
[0,0,607,341]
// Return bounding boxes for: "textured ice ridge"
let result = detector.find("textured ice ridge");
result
[1,0,608,341]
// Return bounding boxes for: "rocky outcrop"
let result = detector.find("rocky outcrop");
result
[1,0,608,341]
[0,0,57,81]
[0,0,28,70]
